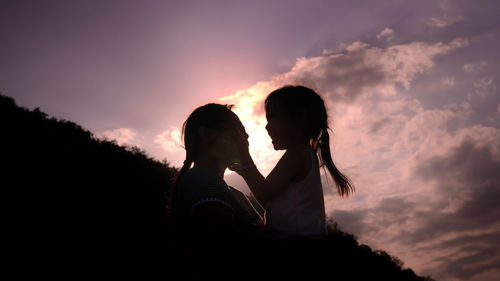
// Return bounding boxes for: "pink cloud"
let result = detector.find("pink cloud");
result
[463,61,487,73]
[474,77,496,97]
[155,127,183,153]
[100,128,138,146]
[376,28,394,41]
[428,15,464,28]
[222,33,500,280]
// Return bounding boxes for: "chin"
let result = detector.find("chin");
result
[272,143,284,150]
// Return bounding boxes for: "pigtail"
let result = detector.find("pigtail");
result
[168,156,193,245]
[169,120,193,213]
[318,128,354,197]
[174,160,192,189]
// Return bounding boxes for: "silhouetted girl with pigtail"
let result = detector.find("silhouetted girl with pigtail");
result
[170,104,263,253]
[233,85,354,240]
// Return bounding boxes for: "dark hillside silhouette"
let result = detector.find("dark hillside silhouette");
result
[0,94,176,274]
[0,94,435,280]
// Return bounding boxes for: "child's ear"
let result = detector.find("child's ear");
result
[198,126,216,143]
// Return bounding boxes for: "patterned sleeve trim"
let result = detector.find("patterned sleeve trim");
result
[191,198,233,213]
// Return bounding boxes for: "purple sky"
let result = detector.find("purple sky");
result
[1,1,500,280]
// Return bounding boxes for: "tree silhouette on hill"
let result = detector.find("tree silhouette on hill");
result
[1,94,176,274]
[0,94,435,280]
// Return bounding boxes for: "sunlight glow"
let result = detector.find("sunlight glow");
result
[220,85,284,176]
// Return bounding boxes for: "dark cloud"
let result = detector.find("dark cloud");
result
[377,197,415,215]
[289,48,388,103]
[416,140,500,188]
[434,244,500,280]
[407,139,500,279]
[331,209,371,237]
[405,181,500,243]
[329,138,500,280]
[409,139,500,241]
[330,197,416,238]
[456,181,500,224]
[418,232,500,253]
[366,113,408,140]
[446,0,500,40]
[369,117,394,134]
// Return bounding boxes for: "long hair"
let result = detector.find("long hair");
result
[168,103,240,239]
[265,85,354,197]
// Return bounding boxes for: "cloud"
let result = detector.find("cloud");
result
[155,127,183,153]
[219,37,470,166]
[221,35,500,280]
[427,0,464,29]
[463,61,487,73]
[415,139,500,189]
[330,209,371,236]
[100,128,137,146]
[428,15,464,28]
[474,77,496,97]
[222,37,468,106]
[331,126,500,280]
[408,138,500,280]
[443,76,455,87]
[221,36,470,180]
[376,28,394,42]
[292,38,467,99]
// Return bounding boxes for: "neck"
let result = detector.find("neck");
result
[194,154,226,179]
[288,135,310,148]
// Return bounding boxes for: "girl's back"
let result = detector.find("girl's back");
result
[265,146,326,239]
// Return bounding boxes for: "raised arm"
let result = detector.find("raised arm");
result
[238,149,304,207]
[231,125,307,206]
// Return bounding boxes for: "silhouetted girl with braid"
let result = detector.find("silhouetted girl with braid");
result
[170,104,263,254]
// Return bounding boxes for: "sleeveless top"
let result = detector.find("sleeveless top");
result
[264,146,326,239]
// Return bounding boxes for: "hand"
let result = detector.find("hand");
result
[231,127,249,151]
[228,128,253,173]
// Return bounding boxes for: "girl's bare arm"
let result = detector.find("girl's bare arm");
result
[237,147,304,207]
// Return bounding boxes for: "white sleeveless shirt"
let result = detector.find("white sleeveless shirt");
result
[265,146,326,239]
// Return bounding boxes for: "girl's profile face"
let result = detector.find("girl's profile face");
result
[265,106,295,150]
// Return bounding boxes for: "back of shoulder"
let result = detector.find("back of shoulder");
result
[286,146,314,182]
[177,167,231,209]
[285,146,311,163]
[179,167,222,191]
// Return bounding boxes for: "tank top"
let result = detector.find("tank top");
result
[265,146,326,239]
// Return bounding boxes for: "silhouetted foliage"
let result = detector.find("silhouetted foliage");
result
[0,94,435,280]
[0,94,177,274]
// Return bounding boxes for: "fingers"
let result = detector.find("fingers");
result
[228,162,241,173]
[231,128,250,148]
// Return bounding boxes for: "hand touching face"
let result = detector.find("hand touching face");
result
[226,126,250,172]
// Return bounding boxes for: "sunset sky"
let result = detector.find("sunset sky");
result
[1,1,499,280]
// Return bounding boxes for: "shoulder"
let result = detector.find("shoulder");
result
[284,146,312,165]
[179,167,226,192]
[178,167,233,210]
[285,146,313,182]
